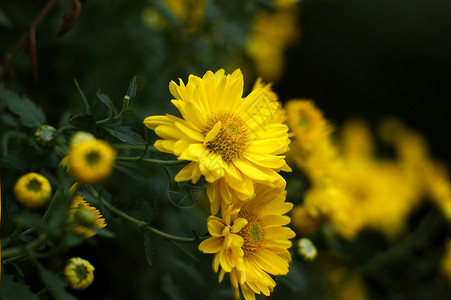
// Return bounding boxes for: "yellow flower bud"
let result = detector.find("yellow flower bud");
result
[64,257,95,290]
[14,172,52,208]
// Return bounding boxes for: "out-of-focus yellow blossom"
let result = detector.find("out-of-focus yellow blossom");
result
[142,0,206,32]
[288,110,427,240]
[64,257,95,290]
[290,205,322,236]
[66,133,117,184]
[14,172,52,208]
[68,196,107,238]
[327,269,367,300]
[286,99,332,153]
[199,185,295,300]
[144,69,291,215]
[247,1,300,82]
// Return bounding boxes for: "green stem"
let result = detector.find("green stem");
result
[85,185,204,243]
[116,156,187,165]
[2,234,47,261]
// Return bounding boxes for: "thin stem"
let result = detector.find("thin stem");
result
[0,0,59,82]
[85,185,205,243]
[2,234,47,261]
[116,156,187,165]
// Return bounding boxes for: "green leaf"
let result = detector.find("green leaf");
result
[96,92,118,114]
[0,89,46,128]
[1,274,39,300]
[143,231,154,267]
[74,79,90,114]
[102,124,146,145]
[69,114,96,132]
[126,76,137,103]
[37,264,77,300]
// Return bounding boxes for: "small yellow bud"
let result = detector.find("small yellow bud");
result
[14,172,52,208]
[64,257,95,290]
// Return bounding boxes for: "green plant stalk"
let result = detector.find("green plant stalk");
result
[85,185,205,243]
[2,234,48,261]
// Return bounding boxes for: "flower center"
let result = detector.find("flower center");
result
[238,208,264,256]
[85,151,101,166]
[74,264,88,281]
[26,178,42,192]
[203,112,249,162]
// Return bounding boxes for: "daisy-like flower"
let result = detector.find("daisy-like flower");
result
[14,172,52,208]
[144,69,291,214]
[68,196,107,238]
[64,257,95,290]
[67,134,116,184]
[285,99,332,151]
[199,185,296,300]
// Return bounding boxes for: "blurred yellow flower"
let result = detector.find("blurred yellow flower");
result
[64,257,95,290]
[14,172,52,208]
[290,205,321,236]
[68,137,116,184]
[247,2,300,82]
[68,196,107,238]
[199,185,295,300]
[144,69,291,214]
[327,268,367,300]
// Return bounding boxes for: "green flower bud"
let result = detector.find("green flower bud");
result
[34,125,57,147]
[296,238,317,262]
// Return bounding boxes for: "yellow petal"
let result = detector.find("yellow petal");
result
[198,237,223,254]
[204,121,221,145]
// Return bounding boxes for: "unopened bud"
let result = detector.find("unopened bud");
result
[296,238,317,262]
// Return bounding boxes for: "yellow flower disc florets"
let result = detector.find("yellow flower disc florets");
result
[68,139,116,184]
[14,172,52,208]
[203,112,249,162]
[238,207,265,256]
[64,257,95,290]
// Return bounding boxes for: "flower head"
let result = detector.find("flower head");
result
[199,185,295,300]
[67,133,116,184]
[14,172,52,208]
[144,69,291,214]
[68,196,107,238]
[64,257,95,290]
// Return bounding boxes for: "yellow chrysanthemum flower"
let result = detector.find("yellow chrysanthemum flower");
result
[144,69,291,214]
[68,137,117,184]
[199,185,295,300]
[286,99,332,151]
[252,77,286,124]
[14,172,52,208]
[68,196,107,238]
[246,3,300,82]
[64,257,95,290]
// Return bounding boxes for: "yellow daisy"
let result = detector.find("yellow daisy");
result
[68,137,116,184]
[199,185,295,300]
[68,196,107,238]
[286,99,332,151]
[14,172,52,208]
[64,257,95,290]
[144,69,291,214]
